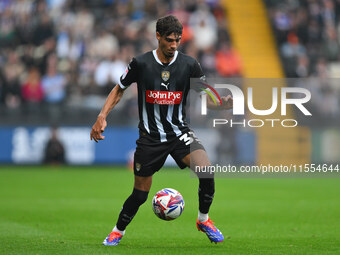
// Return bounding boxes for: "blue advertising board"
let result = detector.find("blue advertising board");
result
[0,127,138,165]
[0,126,256,165]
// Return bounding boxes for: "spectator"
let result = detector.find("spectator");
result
[33,13,54,46]
[295,55,310,77]
[280,32,307,76]
[56,29,84,61]
[21,67,43,113]
[215,43,242,77]
[41,53,67,104]
[189,4,218,50]
[88,29,119,58]
[3,50,24,109]
[200,47,217,77]
[322,23,339,61]
[0,7,17,47]
[281,32,306,58]
[37,37,56,75]
[307,19,322,46]
[94,56,125,90]
[44,126,65,165]
[72,7,94,39]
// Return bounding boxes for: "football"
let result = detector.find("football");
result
[152,188,185,221]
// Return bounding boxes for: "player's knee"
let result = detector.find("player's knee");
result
[132,188,149,206]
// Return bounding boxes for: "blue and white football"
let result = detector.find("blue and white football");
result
[152,188,185,221]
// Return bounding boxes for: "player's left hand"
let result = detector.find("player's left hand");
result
[90,115,107,143]
[221,95,233,110]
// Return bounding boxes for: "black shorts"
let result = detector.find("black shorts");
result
[133,130,205,177]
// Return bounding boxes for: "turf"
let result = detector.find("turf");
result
[0,166,339,255]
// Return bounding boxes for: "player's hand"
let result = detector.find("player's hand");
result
[90,115,107,143]
[221,95,233,110]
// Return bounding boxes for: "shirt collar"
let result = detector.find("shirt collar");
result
[152,49,178,66]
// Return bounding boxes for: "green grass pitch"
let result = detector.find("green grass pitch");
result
[0,166,339,255]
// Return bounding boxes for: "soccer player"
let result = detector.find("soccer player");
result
[90,15,233,246]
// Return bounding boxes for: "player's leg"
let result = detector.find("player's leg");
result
[181,149,224,243]
[103,175,152,246]
[181,149,215,221]
[103,134,169,246]
[116,175,152,230]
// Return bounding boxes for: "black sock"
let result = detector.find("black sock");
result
[116,188,149,231]
[198,178,215,214]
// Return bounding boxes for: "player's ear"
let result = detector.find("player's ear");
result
[156,32,161,41]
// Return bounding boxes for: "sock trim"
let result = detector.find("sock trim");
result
[198,211,209,223]
[113,225,126,235]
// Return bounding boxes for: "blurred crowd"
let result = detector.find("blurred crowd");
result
[266,0,340,121]
[2,0,338,124]
[0,0,242,123]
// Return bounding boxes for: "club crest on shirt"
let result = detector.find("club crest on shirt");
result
[161,71,170,82]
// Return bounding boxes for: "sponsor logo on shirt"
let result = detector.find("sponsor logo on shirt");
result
[146,90,182,105]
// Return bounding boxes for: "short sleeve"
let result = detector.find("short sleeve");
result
[119,58,138,89]
[191,60,207,94]
[191,60,205,79]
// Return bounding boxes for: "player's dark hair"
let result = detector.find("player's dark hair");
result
[156,15,183,37]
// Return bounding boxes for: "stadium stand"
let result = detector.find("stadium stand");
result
[0,0,239,125]
[265,0,340,123]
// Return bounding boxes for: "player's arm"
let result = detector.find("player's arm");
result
[90,85,125,143]
[91,57,138,143]
[192,60,233,110]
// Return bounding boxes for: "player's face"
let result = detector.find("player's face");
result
[157,32,181,59]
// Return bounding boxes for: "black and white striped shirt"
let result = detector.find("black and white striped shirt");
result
[119,50,204,142]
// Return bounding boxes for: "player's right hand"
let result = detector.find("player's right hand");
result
[90,115,107,143]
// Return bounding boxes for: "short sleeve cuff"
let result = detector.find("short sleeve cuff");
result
[118,79,127,89]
